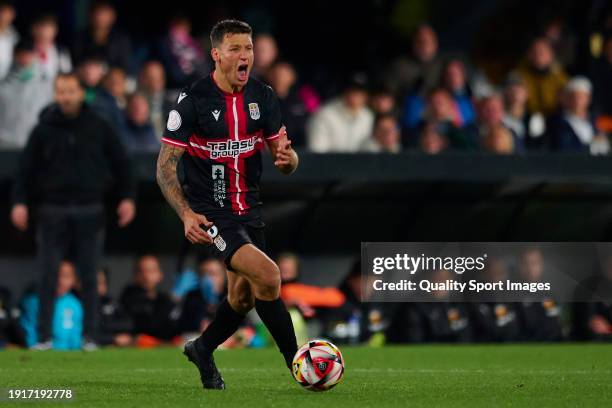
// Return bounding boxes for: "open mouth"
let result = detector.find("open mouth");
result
[237,63,249,81]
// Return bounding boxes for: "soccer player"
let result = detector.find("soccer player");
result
[156,20,299,390]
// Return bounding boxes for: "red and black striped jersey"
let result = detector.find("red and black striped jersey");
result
[161,73,281,222]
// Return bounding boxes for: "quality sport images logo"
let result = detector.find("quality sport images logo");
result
[190,135,263,159]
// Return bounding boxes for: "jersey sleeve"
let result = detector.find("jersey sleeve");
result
[263,85,282,140]
[161,92,198,148]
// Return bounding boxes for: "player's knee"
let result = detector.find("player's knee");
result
[253,263,281,300]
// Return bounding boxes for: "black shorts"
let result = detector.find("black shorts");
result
[203,213,266,269]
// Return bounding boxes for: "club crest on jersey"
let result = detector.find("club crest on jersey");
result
[248,103,260,120]
[166,110,181,131]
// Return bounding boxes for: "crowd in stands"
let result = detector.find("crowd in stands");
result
[1,1,612,154]
[1,247,612,349]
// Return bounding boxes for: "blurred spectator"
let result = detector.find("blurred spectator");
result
[102,66,128,109]
[51,261,84,350]
[468,259,521,342]
[122,93,159,151]
[0,39,54,149]
[369,87,397,116]
[409,88,472,149]
[548,77,610,154]
[502,73,547,149]
[589,33,612,130]
[0,0,17,79]
[482,126,515,154]
[180,256,227,334]
[279,252,345,318]
[78,54,107,94]
[419,122,448,154]
[252,33,278,80]
[514,248,563,341]
[138,61,174,138]
[20,261,84,350]
[441,59,476,126]
[31,14,72,81]
[0,286,12,347]
[97,268,133,347]
[407,88,460,129]
[11,72,135,350]
[573,255,612,341]
[307,73,374,152]
[72,1,131,71]
[0,285,24,348]
[385,24,444,97]
[329,261,384,345]
[360,113,401,153]
[266,61,320,148]
[474,93,522,153]
[157,14,207,89]
[543,18,576,70]
[120,255,181,342]
[516,37,568,116]
[387,269,471,343]
[77,56,125,133]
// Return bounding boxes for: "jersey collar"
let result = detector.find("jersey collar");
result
[211,71,245,96]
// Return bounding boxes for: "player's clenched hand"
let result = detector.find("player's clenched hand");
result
[274,126,293,168]
[182,209,214,245]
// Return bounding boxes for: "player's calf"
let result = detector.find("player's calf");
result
[228,286,255,314]
[231,245,297,368]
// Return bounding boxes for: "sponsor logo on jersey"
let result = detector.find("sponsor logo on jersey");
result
[166,110,182,131]
[212,164,226,207]
[212,110,221,121]
[248,102,260,120]
[177,92,187,104]
[191,135,262,159]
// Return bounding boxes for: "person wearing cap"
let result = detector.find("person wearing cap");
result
[306,73,374,152]
[0,0,18,79]
[547,76,609,154]
[0,38,54,148]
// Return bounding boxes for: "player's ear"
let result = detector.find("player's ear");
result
[211,47,219,63]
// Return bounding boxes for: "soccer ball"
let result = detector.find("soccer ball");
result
[291,339,344,391]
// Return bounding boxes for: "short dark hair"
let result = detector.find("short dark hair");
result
[0,1,14,10]
[90,0,115,13]
[374,113,398,128]
[32,13,58,26]
[55,72,84,89]
[210,19,252,48]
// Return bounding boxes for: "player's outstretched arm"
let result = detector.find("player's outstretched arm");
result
[267,126,299,175]
[156,143,213,245]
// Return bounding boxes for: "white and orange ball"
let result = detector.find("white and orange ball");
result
[291,339,344,391]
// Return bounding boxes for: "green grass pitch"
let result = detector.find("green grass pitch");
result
[1,344,612,407]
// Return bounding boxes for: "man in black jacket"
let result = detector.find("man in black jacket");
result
[10,72,136,349]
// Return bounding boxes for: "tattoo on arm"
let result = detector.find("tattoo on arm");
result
[156,144,190,219]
